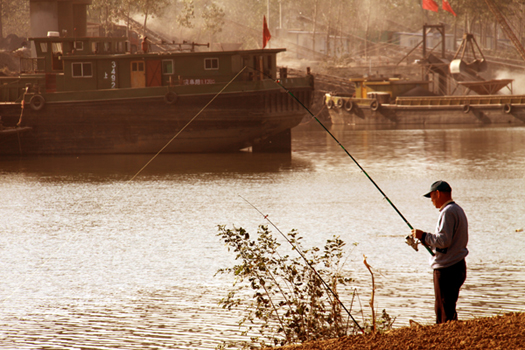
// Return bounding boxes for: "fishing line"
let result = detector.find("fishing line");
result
[126,66,248,183]
[251,66,434,256]
[1,67,248,307]
[239,195,365,334]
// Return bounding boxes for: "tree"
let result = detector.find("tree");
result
[177,0,196,29]
[202,2,225,44]
[0,0,30,39]
[89,0,123,36]
[135,0,170,35]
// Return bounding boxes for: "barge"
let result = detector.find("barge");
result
[325,77,525,126]
[0,35,313,155]
[324,25,525,127]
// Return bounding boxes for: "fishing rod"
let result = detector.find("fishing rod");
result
[239,195,365,334]
[262,68,434,256]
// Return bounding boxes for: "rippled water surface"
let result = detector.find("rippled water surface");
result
[1,124,525,349]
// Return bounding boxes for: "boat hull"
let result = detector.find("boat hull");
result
[326,95,525,126]
[0,86,312,155]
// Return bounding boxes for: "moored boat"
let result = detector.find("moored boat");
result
[0,36,313,155]
[324,76,525,126]
[324,24,525,128]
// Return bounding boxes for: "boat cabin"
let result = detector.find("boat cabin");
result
[19,36,282,95]
[352,77,432,101]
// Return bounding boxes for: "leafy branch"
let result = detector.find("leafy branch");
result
[216,225,360,348]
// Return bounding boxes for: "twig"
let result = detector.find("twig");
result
[363,254,376,332]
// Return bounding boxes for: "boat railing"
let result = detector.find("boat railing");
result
[396,95,525,106]
[0,79,28,103]
[20,57,46,74]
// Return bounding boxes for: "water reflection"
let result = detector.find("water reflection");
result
[0,152,314,181]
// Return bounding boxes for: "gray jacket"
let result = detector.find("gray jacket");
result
[421,201,469,269]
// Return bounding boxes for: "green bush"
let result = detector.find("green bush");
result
[216,225,360,348]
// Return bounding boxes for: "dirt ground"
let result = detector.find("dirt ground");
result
[273,312,525,350]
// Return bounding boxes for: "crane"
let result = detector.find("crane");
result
[484,0,525,62]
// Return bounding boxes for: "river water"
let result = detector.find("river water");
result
[1,123,524,349]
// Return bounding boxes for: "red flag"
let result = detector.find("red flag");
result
[422,0,439,12]
[263,16,271,49]
[442,0,457,16]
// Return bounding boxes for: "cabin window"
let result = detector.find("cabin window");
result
[52,42,63,54]
[132,61,144,72]
[74,41,84,51]
[40,43,48,53]
[117,41,125,53]
[162,60,174,74]
[72,62,93,77]
[204,58,219,70]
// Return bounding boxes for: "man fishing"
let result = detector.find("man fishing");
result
[412,180,468,324]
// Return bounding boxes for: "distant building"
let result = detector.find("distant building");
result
[30,0,92,37]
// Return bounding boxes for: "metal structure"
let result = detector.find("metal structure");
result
[451,33,487,74]
[422,24,449,94]
[457,79,513,95]
[484,0,525,62]
[422,24,446,60]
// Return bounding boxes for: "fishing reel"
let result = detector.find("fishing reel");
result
[405,235,419,251]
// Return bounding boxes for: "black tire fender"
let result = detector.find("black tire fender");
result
[344,100,354,112]
[164,91,178,105]
[29,94,45,111]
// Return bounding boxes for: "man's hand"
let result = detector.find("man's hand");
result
[412,229,424,240]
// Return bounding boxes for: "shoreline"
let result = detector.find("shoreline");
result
[274,312,525,349]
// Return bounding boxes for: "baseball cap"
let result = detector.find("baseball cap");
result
[423,180,452,198]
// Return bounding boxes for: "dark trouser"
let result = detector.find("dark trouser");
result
[433,259,467,324]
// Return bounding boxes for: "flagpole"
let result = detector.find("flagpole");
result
[267,0,270,48]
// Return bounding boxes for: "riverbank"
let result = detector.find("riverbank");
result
[274,312,525,350]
